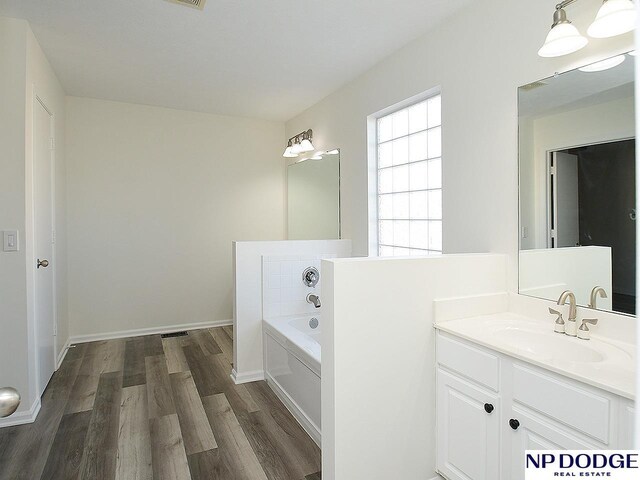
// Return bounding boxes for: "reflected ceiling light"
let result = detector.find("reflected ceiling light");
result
[578,54,626,71]
[587,0,636,38]
[282,129,315,158]
[326,149,339,155]
[538,4,588,58]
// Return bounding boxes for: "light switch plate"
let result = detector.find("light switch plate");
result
[3,230,19,252]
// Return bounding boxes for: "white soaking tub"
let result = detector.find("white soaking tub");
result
[263,314,321,445]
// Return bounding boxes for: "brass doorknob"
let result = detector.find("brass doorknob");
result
[0,387,20,418]
[37,259,49,269]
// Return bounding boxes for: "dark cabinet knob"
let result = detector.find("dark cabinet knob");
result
[484,403,494,414]
[509,419,520,430]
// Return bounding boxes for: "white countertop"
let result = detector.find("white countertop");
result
[435,312,636,399]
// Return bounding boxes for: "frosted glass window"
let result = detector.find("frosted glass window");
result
[376,94,442,256]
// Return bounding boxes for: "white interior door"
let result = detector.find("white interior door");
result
[34,97,55,396]
[551,151,579,248]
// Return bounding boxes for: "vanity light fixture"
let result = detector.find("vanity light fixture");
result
[538,0,636,58]
[283,140,298,158]
[578,54,625,72]
[587,0,637,38]
[282,129,315,158]
[538,2,588,58]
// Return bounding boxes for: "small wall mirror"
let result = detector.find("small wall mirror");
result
[519,52,635,315]
[287,149,341,240]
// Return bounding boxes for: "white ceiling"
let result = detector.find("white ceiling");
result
[0,0,470,121]
[519,53,635,118]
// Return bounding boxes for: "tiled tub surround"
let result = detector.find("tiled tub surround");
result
[262,254,338,318]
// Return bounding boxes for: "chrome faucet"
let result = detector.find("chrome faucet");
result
[588,286,608,309]
[306,293,321,308]
[557,290,577,336]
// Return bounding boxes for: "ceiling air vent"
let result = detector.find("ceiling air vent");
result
[164,0,206,10]
[521,81,548,91]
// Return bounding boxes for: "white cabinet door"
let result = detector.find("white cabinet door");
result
[437,368,500,480]
[507,406,600,480]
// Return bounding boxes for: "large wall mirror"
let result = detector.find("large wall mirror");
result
[287,149,341,240]
[519,52,635,315]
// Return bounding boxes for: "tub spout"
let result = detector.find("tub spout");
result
[306,293,321,308]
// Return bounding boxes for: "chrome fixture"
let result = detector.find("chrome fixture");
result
[538,0,636,58]
[578,318,598,340]
[557,290,578,336]
[549,307,566,334]
[588,286,608,309]
[306,293,321,309]
[0,387,20,418]
[37,258,49,269]
[302,267,319,288]
[283,129,315,158]
[309,317,319,329]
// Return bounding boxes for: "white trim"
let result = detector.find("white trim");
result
[0,395,41,428]
[69,319,233,344]
[55,337,71,370]
[265,373,321,447]
[230,368,264,385]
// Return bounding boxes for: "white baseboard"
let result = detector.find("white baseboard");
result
[56,337,72,370]
[265,373,321,447]
[69,319,233,344]
[0,395,41,428]
[230,368,264,385]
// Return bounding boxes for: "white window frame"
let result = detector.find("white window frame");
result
[367,88,442,257]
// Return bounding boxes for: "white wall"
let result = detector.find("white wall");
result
[65,97,285,338]
[322,254,508,479]
[232,239,351,383]
[0,16,30,422]
[519,246,612,309]
[285,0,633,290]
[0,17,67,425]
[520,96,635,249]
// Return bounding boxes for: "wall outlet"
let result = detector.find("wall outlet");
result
[3,230,19,252]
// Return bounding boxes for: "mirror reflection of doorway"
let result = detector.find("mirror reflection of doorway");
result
[549,139,636,314]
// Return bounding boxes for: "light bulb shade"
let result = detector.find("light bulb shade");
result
[291,142,304,154]
[298,139,315,153]
[283,146,298,157]
[587,0,636,38]
[538,22,588,57]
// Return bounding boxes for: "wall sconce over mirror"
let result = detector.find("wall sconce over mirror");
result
[538,0,636,58]
[283,129,315,158]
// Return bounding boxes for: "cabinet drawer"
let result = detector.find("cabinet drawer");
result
[437,332,500,391]
[512,364,611,444]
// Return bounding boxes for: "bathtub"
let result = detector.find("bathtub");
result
[263,314,321,445]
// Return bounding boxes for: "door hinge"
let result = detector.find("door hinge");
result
[51,230,56,245]
[50,137,55,150]
[550,229,556,239]
[53,322,57,336]
[549,165,556,175]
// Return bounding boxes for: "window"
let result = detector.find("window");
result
[376,94,442,256]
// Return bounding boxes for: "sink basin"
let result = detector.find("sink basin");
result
[492,328,604,363]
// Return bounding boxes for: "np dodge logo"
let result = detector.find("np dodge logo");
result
[525,450,640,479]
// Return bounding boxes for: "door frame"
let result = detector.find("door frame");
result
[28,87,58,398]
[545,135,635,248]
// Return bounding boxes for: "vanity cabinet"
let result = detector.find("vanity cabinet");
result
[436,331,634,480]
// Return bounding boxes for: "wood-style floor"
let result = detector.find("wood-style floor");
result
[0,326,321,480]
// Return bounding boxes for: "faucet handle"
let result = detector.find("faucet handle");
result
[578,318,598,340]
[549,308,565,334]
